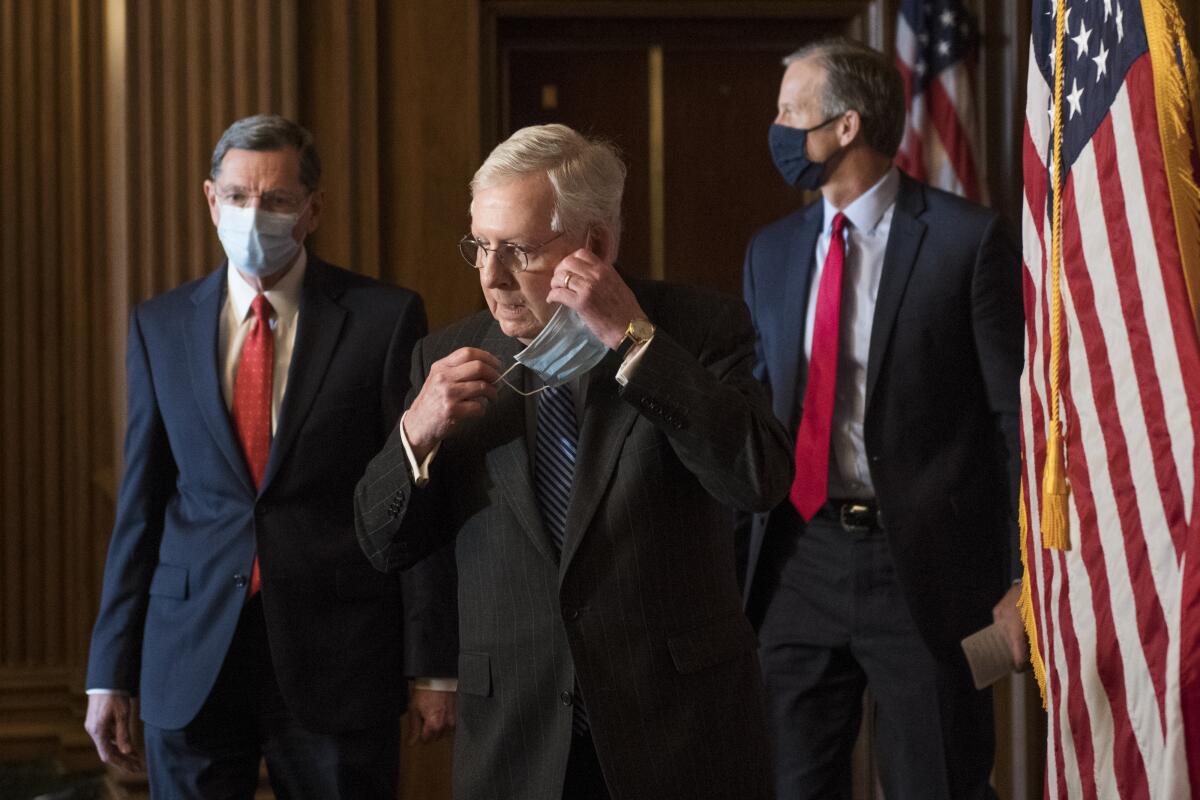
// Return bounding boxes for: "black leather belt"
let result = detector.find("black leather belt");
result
[818,499,883,532]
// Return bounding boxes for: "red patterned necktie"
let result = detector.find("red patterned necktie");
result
[790,212,847,520]
[232,294,274,595]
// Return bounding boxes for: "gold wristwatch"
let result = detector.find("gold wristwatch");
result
[614,318,655,359]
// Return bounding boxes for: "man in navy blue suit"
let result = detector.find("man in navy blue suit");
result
[84,115,457,798]
[742,39,1026,798]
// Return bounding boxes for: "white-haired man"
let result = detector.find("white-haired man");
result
[354,124,792,800]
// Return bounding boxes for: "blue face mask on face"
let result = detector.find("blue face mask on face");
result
[499,305,609,394]
[217,202,308,278]
[768,117,841,190]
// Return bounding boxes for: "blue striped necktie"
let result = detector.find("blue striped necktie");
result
[533,382,589,734]
[534,383,578,552]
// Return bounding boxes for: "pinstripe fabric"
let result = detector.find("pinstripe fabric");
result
[535,383,577,552]
[354,281,793,800]
[534,384,591,736]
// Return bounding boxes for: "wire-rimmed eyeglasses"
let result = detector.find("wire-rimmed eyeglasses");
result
[457,231,565,273]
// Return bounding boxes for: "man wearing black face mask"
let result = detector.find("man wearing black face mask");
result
[741,38,1025,799]
[84,114,457,798]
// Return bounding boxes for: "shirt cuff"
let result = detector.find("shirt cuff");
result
[85,689,130,696]
[615,333,655,386]
[399,411,439,487]
[411,677,458,692]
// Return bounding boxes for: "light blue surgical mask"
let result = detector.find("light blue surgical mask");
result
[497,305,609,395]
[217,202,307,278]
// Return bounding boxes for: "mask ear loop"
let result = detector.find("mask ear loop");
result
[492,361,551,397]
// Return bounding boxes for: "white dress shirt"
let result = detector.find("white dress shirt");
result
[219,250,306,430]
[803,166,900,500]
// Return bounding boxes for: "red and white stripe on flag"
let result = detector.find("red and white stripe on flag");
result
[894,0,986,202]
[1021,0,1200,797]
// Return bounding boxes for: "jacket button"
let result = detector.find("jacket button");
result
[256,504,268,517]
[233,573,248,588]
[562,606,579,622]
[560,691,573,706]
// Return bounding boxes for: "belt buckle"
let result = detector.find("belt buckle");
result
[839,503,873,533]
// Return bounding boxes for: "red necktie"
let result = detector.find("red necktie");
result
[232,294,274,595]
[790,212,847,520]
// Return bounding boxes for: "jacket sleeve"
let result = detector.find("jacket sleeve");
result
[618,292,794,514]
[374,294,459,676]
[355,336,453,573]
[970,213,1025,582]
[85,309,178,692]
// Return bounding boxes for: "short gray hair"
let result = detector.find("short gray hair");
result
[783,38,906,158]
[471,124,626,251]
[210,114,321,192]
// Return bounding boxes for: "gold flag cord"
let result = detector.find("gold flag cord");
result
[1042,0,1072,551]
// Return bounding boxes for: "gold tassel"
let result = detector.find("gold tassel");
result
[1040,428,1071,551]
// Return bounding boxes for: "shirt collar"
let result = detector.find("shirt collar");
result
[226,247,307,323]
[822,166,900,235]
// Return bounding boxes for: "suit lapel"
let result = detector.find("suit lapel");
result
[260,259,347,492]
[559,356,639,572]
[866,176,927,409]
[481,324,560,565]
[185,266,255,493]
[775,205,823,429]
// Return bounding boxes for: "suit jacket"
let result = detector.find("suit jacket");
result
[742,174,1023,663]
[86,256,457,733]
[356,281,792,800]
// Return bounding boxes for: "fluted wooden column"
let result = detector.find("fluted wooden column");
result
[105,0,300,382]
[0,0,113,766]
[376,0,483,330]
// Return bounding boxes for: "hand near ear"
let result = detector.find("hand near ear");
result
[546,246,648,349]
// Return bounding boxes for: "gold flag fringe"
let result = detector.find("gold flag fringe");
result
[1142,0,1200,333]
[1018,483,1049,708]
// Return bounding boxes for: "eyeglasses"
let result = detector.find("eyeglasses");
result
[215,187,310,214]
[457,231,565,273]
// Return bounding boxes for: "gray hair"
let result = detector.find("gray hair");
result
[471,124,626,251]
[210,114,321,192]
[783,38,906,158]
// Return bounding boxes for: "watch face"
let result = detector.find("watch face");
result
[628,319,655,343]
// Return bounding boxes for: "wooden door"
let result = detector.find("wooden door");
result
[495,15,855,297]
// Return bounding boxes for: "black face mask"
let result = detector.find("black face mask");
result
[768,116,841,190]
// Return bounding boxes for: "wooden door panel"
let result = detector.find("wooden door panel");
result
[506,48,652,278]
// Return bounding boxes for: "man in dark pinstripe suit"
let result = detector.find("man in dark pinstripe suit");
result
[354,124,792,799]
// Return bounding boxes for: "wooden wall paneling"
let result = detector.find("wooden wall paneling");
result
[103,0,131,508]
[162,0,185,291]
[1,0,21,667]
[1,0,111,764]
[18,0,42,668]
[378,0,483,330]
[183,0,213,284]
[64,0,106,665]
[82,0,115,669]
[39,0,65,668]
[297,0,380,277]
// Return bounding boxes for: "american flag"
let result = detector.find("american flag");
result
[1021,0,1200,797]
[894,0,986,201]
